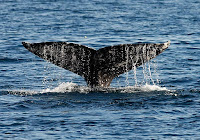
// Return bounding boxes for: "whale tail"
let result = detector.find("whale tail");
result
[22,41,170,88]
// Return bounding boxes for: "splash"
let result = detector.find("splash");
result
[7,82,169,96]
[140,84,168,92]
[41,82,90,93]
[40,82,169,94]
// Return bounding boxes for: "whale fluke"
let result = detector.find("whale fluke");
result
[22,41,170,88]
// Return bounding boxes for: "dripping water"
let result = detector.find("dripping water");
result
[132,46,139,86]
[42,45,49,86]
[125,44,159,87]
[142,44,148,84]
[42,44,61,89]
[125,44,129,86]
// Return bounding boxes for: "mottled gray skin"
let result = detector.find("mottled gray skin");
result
[22,41,170,88]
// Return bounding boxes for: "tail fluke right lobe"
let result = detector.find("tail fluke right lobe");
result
[93,41,170,87]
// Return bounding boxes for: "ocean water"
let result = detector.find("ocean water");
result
[0,0,200,139]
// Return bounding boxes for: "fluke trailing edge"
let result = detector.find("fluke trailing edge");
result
[22,41,170,88]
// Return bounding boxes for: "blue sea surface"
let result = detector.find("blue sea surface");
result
[0,0,200,139]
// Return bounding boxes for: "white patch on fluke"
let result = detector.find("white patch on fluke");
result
[163,40,171,49]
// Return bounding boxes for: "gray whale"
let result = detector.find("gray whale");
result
[22,41,170,88]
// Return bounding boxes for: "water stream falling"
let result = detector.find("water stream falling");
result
[125,43,159,87]
[125,45,130,86]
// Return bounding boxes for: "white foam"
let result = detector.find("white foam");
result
[41,82,91,93]
[118,84,169,93]
[7,82,89,95]
[8,82,169,96]
[140,84,168,92]
[40,82,169,94]
[41,82,77,93]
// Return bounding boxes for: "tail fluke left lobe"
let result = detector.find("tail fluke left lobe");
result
[22,42,95,78]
